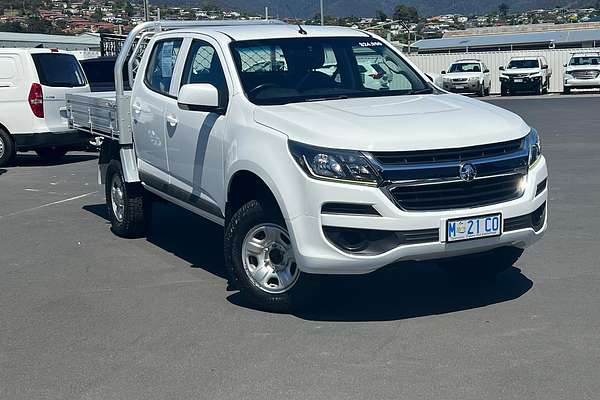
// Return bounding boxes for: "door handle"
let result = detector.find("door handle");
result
[0,83,12,88]
[166,114,178,127]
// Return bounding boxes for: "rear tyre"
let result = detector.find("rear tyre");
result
[0,128,15,167]
[437,246,524,282]
[36,147,68,163]
[105,160,151,238]
[224,199,317,313]
[484,85,491,96]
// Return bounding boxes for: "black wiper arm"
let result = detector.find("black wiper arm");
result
[304,95,349,102]
[409,88,434,95]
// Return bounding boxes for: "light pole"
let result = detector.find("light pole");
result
[320,0,324,25]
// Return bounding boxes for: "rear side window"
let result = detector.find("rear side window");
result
[31,53,87,87]
[144,39,183,96]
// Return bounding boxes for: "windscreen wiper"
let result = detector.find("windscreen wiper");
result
[408,88,434,95]
[304,95,349,102]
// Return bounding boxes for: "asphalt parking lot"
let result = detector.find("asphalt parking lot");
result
[1,95,599,400]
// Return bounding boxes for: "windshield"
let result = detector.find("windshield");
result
[448,63,481,73]
[32,53,87,87]
[569,56,600,66]
[230,37,432,105]
[508,59,539,69]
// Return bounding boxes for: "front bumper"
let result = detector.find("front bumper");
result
[501,76,542,91]
[564,76,600,88]
[443,81,481,93]
[288,157,548,275]
[13,130,91,151]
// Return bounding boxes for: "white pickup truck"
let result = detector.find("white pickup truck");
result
[499,56,552,96]
[67,21,548,312]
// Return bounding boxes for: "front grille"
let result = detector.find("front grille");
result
[572,70,600,79]
[452,78,468,82]
[388,174,525,211]
[371,138,523,166]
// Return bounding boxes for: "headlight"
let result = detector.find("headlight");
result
[525,128,541,166]
[288,141,380,186]
[469,77,479,82]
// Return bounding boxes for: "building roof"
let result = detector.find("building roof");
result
[414,28,600,51]
[0,32,100,45]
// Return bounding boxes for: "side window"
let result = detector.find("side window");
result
[181,39,228,107]
[144,38,183,96]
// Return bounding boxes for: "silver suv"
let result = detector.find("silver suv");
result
[441,59,491,97]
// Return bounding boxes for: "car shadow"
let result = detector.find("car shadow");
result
[15,153,97,167]
[0,169,6,176]
[83,201,533,321]
[228,263,533,322]
[83,201,227,280]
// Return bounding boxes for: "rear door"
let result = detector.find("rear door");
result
[31,52,89,132]
[132,37,183,181]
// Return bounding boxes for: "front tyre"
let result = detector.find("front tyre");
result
[224,200,315,313]
[437,246,524,281]
[105,160,151,238]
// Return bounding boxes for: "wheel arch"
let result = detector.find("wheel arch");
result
[226,167,289,224]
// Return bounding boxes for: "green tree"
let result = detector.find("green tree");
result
[376,10,387,22]
[91,7,103,22]
[393,4,419,23]
[498,3,510,20]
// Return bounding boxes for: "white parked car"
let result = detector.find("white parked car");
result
[500,56,552,96]
[0,49,91,167]
[563,52,600,94]
[441,59,492,96]
[67,21,548,312]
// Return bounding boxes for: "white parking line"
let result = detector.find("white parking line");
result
[0,191,98,218]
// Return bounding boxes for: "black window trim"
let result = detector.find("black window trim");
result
[143,37,183,100]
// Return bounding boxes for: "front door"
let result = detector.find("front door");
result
[164,38,229,215]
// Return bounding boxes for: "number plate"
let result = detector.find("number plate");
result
[454,85,465,89]
[446,214,502,242]
[513,78,523,83]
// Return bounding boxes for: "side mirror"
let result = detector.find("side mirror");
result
[542,65,548,69]
[440,70,446,74]
[564,63,567,67]
[499,66,505,71]
[178,83,223,114]
[483,69,490,73]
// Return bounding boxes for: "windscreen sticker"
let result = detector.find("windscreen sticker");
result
[358,41,383,47]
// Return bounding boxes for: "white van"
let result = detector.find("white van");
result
[0,49,91,167]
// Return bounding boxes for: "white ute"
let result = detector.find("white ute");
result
[67,21,548,312]
[563,52,600,94]
[0,49,90,167]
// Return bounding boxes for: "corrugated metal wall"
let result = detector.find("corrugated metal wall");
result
[405,48,598,94]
